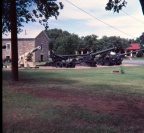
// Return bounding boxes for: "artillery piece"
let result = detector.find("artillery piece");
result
[46,50,92,68]
[18,46,41,68]
[96,48,144,66]
[46,46,120,68]
[77,46,120,67]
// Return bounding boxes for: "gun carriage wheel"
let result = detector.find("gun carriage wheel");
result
[68,61,76,68]
[96,58,104,65]
[104,60,111,66]
[62,62,68,68]
[55,61,62,68]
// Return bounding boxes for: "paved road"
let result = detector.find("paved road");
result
[122,59,144,65]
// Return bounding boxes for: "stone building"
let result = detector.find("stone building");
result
[2,30,49,62]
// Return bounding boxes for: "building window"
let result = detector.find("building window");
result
[6,43,11,50]
[41,43,43,51]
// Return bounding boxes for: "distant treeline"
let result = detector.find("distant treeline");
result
[45,29,144,55]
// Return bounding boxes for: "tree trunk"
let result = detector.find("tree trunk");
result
[140,0,144,15]
[10,0,19,81]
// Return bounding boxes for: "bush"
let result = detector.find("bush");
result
[136,51,143,57]
[120,66,125,74]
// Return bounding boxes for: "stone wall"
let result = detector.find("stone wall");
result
[35,31,49,62]
[2,31,49,62]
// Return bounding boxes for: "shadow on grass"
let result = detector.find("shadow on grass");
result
[2,70,79,86]
[2,69,144,96]
[3,104,144,133]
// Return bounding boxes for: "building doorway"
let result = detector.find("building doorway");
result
[41,55,43,61]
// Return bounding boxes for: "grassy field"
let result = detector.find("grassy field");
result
[2,65,144,133]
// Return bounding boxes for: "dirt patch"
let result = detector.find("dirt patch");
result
[37,64,139,69]
[2,64,139,70]
[13,87,144,115]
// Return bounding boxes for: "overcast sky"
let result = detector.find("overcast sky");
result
[3,0,144,39]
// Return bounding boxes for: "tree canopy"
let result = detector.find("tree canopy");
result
[45,29,80,54]
[105,0,144,15]
[2,0,64,34]
[139,0,144,14]
[105,0,127,13]
[136,32,144,48]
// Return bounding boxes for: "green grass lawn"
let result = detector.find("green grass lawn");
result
[2,66,144,133]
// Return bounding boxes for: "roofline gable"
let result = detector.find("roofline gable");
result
[125,43,140,50]
[35,30,50,40]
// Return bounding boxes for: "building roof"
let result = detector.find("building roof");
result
[2,30,47,39]
[125,43,140,50]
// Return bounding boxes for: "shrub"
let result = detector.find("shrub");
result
[136,51,143,57]
[120,66,125,74]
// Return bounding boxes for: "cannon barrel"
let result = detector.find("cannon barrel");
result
[18,46,41,61]
[91,46,117,56]
[117,48,144,57]
[54,51,94,58]
[75,51,94,57]
[53,47,116,58]
[30,46,41,54]
[50,46,119,59]
[19,46,41,57]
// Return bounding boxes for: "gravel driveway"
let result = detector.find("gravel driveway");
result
[122,59,144,65]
